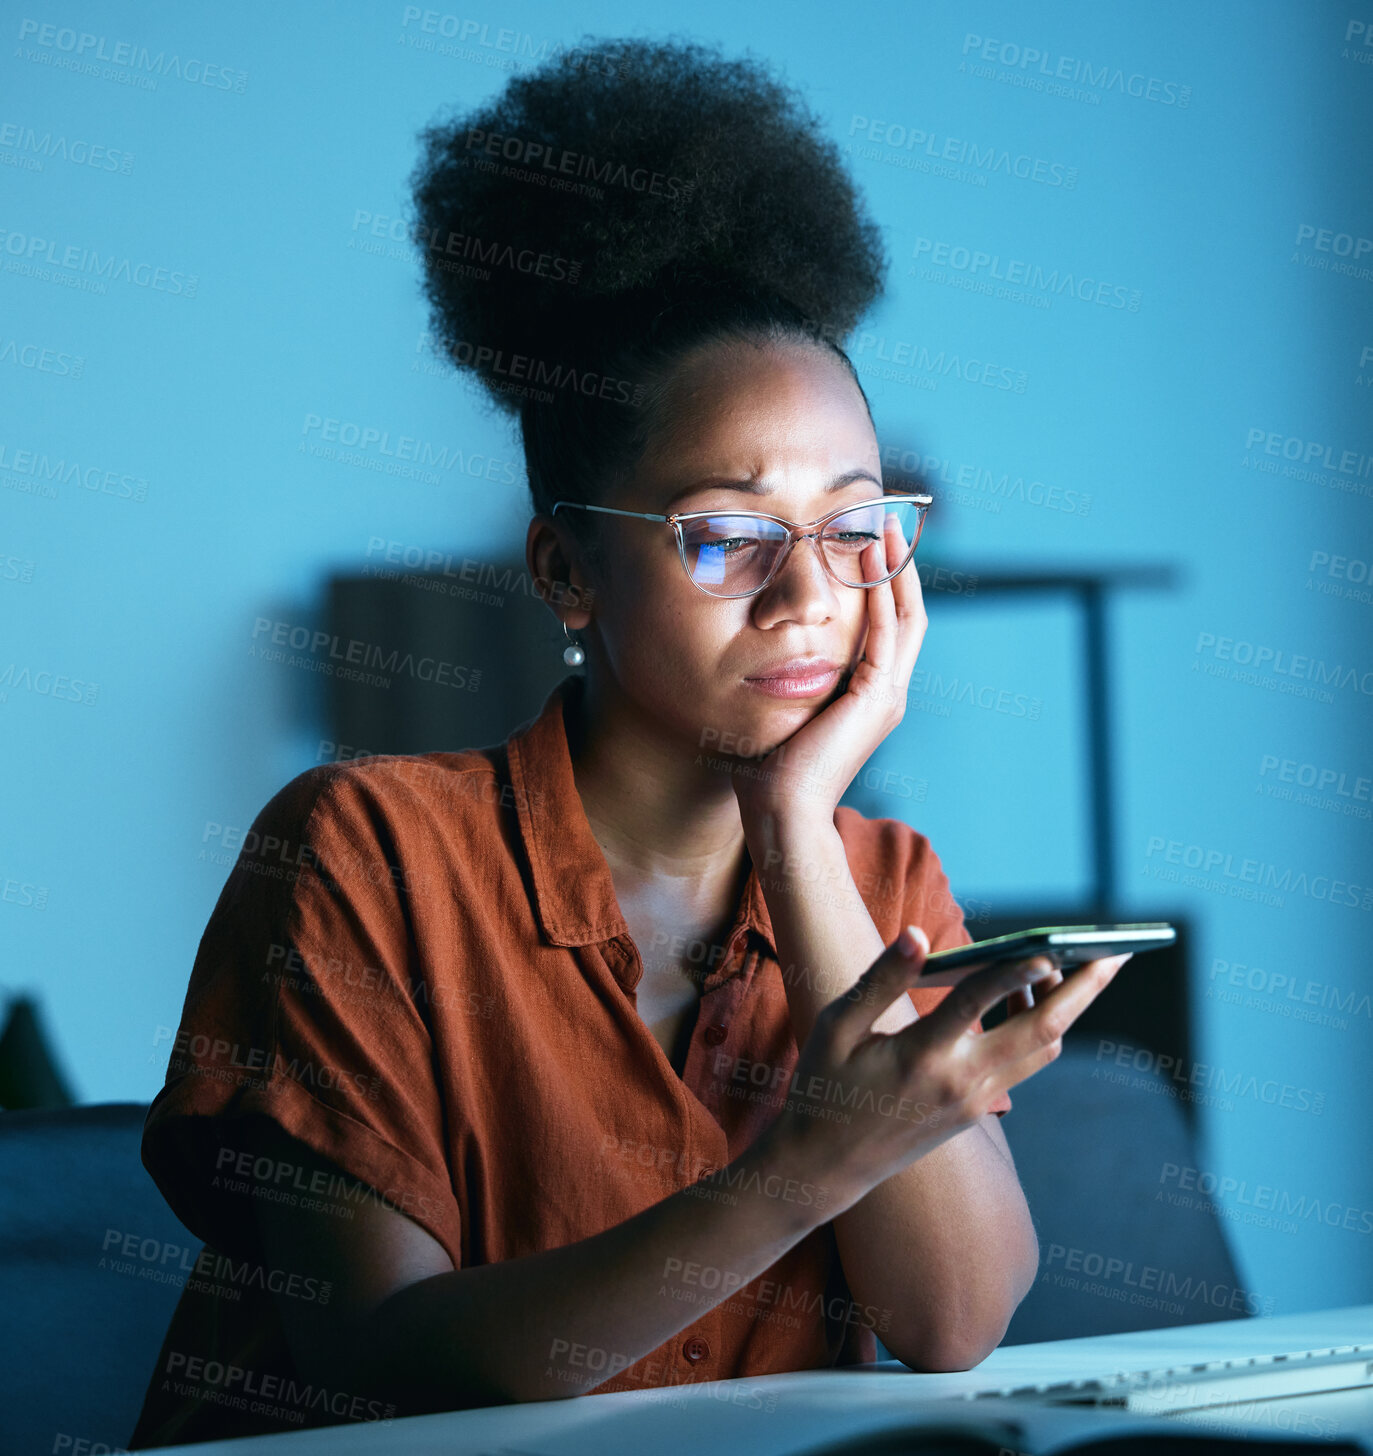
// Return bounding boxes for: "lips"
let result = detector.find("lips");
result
[744,656,843,683]
[741,657,846,698]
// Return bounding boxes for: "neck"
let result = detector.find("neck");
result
[564,672,748,890]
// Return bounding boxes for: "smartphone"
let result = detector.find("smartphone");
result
[919,923,1176,976]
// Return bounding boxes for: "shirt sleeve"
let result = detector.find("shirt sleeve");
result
[900,831,1013,1117]
[141,765,465,1266]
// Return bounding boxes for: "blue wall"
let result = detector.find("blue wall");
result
[3,1,1370,1315]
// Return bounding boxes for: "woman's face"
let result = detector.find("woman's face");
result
[582,335,887,761]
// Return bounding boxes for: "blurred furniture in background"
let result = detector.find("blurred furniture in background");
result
[873,1041,1245,1355]
[996,1043,1246,1344]
[0,994,75,1109]
[326,556,572,757]
[0,1102,198,1456]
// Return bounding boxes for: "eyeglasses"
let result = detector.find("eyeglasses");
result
[550,493,933,599]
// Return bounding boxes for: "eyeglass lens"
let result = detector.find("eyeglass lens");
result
[679,499,927,596]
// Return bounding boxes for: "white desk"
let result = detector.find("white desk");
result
[162,1303,1373,1455]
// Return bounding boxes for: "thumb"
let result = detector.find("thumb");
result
[826,924,929,1054]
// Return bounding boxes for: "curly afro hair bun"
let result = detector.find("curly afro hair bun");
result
[408,37,886,527]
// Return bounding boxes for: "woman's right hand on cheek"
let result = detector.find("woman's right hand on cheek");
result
[768,928,1124,1211]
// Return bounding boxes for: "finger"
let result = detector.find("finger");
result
[858,537,896,677]
[885,509,926,662]
[1016,962,1063,1007]
[823,923,931,1056]
[993,979,1121,1092]
[1006,955,1064,1015]
[876,510,924,685]
[986,954,1131,1074]
[892,954,1055,1054]
[1004,986,1033,1017]
[880,507,907,587]
[914,951,1054,991]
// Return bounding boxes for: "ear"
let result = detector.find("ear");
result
[525,514,595,631]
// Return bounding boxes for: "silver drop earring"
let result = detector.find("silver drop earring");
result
[562,622,585,668]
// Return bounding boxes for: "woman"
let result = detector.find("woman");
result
[129,37,1127,1446]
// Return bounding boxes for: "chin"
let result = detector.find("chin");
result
[734,696,825,754]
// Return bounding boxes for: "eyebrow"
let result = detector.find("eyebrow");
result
[664,468,884,511]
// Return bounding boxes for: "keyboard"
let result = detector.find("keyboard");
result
[970,1343,1373,1413]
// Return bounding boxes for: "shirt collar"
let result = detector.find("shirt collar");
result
[505,674,775,967]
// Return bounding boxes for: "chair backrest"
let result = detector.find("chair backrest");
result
[0,1102,199,1456]
[999,1042,1247,1344]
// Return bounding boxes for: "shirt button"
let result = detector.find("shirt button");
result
[682,1337,710,1364]
[703,1024,728,1046]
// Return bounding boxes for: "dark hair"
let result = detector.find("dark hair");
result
[408,36,887,558]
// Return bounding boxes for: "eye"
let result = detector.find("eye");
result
[824,528,881,552]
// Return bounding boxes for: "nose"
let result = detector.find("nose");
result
[751,530,839,624]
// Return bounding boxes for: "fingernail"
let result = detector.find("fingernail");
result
[898,924,925,957]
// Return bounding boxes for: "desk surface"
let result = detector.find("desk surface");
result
[163,1302,1373,1456]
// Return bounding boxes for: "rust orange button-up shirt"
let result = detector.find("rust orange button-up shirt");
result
[130,673,1009,1448]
